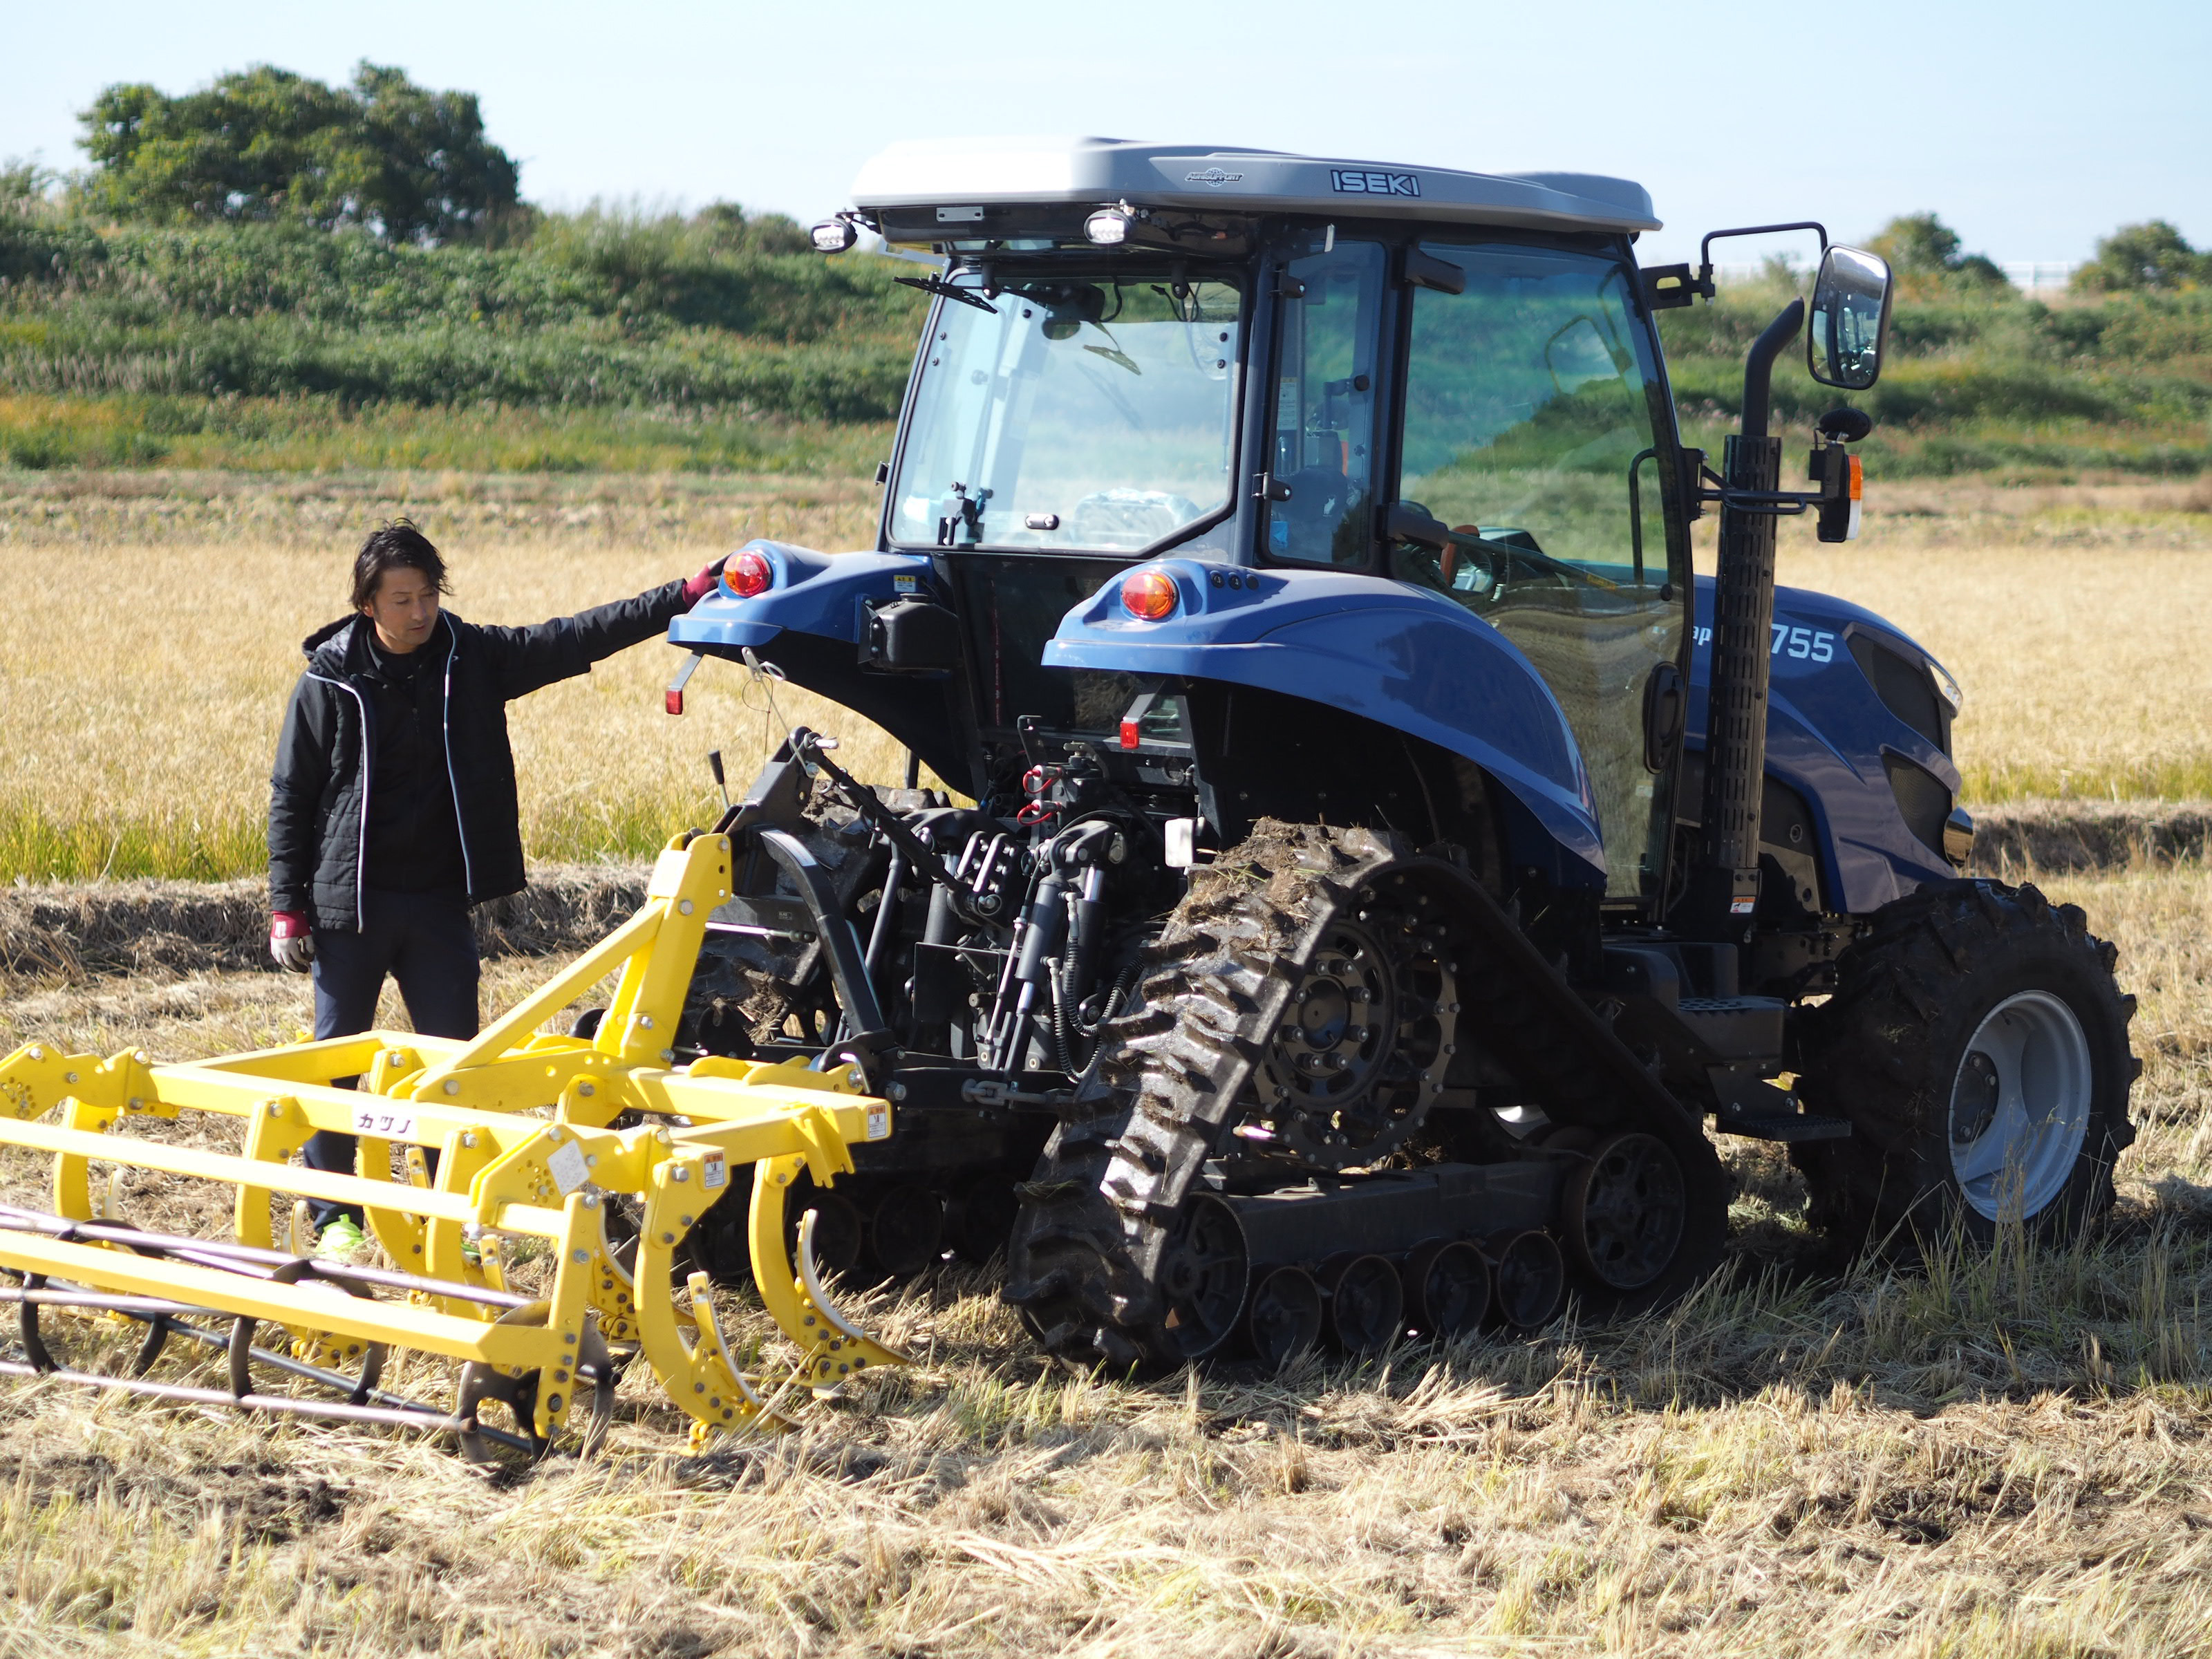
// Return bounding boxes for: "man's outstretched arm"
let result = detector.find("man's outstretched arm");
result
[480,558,726,699]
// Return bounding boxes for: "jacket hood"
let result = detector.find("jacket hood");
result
[303,616,355,666]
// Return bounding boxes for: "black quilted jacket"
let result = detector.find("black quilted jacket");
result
[269,582,688,928]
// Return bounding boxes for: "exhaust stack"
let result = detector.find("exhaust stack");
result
[1680,299,1803,940]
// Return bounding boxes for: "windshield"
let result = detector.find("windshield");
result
[888,274,1245,554]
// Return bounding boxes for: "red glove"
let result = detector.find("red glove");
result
[270,911,314,973]
[681,556,729,607]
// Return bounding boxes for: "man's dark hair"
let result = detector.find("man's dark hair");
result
[351,519,450,610]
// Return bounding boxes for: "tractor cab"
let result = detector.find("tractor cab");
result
[817,140,1690,901]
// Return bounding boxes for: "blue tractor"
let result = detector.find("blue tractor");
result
[660,140,2137,1369]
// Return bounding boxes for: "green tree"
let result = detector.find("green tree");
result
[2072,221,2205,293]
[1,156,57,216]
[1867,213,2010,292]
[77,62,518,243]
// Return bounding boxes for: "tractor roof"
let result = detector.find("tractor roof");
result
[849,137,1659,237]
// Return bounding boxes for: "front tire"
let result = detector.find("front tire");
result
[1792,879,2139,1248]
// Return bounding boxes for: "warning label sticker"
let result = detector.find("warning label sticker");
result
[547,1138,589,1195]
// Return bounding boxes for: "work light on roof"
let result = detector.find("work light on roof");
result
[810,218,859,254]
[1083,207,1133,246]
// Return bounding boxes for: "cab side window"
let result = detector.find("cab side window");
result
[1264,241,1387,566]
[1394,243,1680,901]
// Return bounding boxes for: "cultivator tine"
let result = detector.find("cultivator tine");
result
[0,830,908,1456]
[749,1152,912,1392]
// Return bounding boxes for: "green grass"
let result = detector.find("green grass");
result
[0,793,713,885]
[0,393,891,475]
[1662,283,2212,480]
[0,208,924,428]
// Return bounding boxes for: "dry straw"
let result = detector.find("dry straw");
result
[1,474,2210,1654]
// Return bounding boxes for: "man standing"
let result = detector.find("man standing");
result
[268,520,725,1254]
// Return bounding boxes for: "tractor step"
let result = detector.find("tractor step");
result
[1713,1105,1854,1143]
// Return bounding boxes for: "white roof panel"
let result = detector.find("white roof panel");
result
[850,137,1658,235]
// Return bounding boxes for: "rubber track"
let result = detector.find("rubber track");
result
[1005,820,1722,1369]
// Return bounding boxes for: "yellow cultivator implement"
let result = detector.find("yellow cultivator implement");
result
[0,832,907,1458]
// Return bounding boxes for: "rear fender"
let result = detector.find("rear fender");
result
[1047,561,1604,879]
[665,541,966,789]
[668,541,936,653]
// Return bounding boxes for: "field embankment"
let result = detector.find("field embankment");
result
[1,209,2206,480]
[1663,282,2212,480]
[0,795,2190,997]
[0,211,927,453]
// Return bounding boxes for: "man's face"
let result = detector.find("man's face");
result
[362,565,442,654]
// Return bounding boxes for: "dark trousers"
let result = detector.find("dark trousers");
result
[302,889,480,1228]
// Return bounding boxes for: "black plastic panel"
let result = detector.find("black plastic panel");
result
[1850,634,1949,753]
[1883,751,1953,857]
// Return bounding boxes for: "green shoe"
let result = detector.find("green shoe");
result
[317,1216,368,1262]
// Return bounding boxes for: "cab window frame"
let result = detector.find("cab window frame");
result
[1251,234,1400,574]
[1378,227,1691,600]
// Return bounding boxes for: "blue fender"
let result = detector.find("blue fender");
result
[668,541,935,652]
[1687,576,1960,915]
[1047,561,1605,877]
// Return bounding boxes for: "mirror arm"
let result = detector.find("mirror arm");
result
[1697,221,1828,272]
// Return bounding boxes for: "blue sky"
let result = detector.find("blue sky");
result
[4,0,2206,266]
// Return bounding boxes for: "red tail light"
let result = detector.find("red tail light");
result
[723,549,774,598]
[1120,568,1178,621]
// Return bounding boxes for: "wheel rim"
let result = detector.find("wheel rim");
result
[1564,1132,1687,1291]
[1262,881,1460,1168]
[1156,1195,1248,1361]
[1947,989,2095,1221]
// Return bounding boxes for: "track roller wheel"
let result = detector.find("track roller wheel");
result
[1244,1265,1322,1373]
[1401,1239,1490,1339]
[949,1174,1020,1264]
[1322,1254,1403,1353]
[1154,1195,1248,1363]
[1562,1131,1687,1291]
[1487,1230,1566,1329]
[785,1181,864,1282]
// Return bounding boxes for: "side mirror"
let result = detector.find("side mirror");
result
[1808,245,1893,390]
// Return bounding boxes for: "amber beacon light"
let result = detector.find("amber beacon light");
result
[1120,568,1179,621]
[722,549,774,598]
